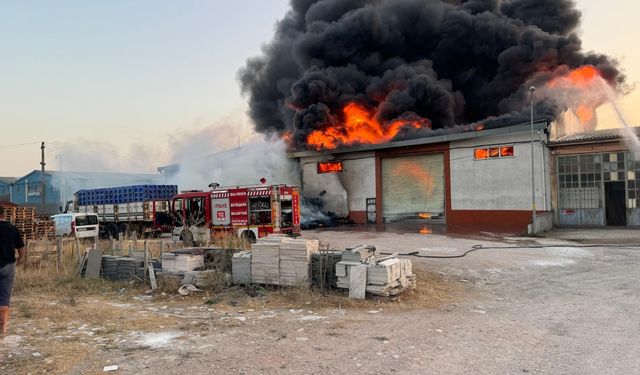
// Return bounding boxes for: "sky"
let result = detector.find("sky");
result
[1,0,639,177]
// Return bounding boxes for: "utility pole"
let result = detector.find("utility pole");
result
[41,141,46,213]
[529,87,536,234]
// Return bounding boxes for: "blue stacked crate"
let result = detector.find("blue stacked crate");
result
[118,186,127,205]
[75,185,179,207]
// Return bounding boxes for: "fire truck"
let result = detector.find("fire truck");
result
[171,184,301,244]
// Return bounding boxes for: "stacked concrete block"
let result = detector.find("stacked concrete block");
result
[279,238,319,286]
[366,258,416,296]
[247,235,319,286]
[250,240,281,284]
[335,245,376,290]
[100,256,144,281]
[161,253,204,273]
[232,252,252,284]
[336,248,416,298]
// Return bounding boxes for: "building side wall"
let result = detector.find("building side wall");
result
[450,132,551,211]
[300,156,349,218]
[0,183,11,201]
[12,174,61,214]
[339,153,375,218]
[299,153,375,224]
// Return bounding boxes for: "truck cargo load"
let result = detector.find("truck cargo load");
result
[73,185,178,239]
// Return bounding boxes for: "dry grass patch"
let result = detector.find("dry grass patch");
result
[252,265,464,311]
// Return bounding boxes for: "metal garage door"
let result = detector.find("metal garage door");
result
[382,154,445,221]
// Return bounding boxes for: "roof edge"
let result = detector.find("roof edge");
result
[289,120,549,158]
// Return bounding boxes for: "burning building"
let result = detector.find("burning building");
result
[239,0,631,231]
[292,120,552,232]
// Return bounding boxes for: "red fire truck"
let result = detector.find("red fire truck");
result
[171,184,301,244]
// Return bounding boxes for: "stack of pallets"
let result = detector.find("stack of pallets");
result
[1,204,40,240]
[0,204,17,223]
[13,206,36,240]
[34,216,55,240]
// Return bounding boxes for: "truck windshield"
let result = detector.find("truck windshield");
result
[76,215,98,226]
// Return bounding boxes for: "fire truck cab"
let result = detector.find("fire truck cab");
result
[171,184,301,244]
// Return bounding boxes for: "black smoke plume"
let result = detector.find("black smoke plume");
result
[240,0,623,149]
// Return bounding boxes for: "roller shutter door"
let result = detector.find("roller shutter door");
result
[382,154,445,221]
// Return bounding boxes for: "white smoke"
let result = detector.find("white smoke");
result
[47,140,162,174]
[165,138,300,190]
[542,69,640,151]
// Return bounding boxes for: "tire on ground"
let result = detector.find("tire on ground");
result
[106,223,119,240]
[241,230,257,244]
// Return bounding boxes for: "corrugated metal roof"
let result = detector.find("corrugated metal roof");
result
[550,126,640,145]
[0,177,18,185]
[14,170,162,184]
[289,120,549,158]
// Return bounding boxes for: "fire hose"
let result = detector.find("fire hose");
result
[380,243,640,259]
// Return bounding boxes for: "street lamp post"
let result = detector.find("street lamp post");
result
[56,155,63,210]
[529,86,536,234]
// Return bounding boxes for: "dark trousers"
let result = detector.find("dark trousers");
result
[0,262,16,306]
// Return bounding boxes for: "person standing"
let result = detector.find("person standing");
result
[0,210,26,335]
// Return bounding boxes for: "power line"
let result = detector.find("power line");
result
[0,141,42,148]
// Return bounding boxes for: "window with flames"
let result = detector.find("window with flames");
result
[474,146,515,160]
[317,161,343,174]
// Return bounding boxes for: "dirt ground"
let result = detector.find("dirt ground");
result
[2,228,640,374]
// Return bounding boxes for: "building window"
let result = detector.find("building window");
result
[474,145,514,160]
[558,154,603,209]
[317,161,343,174]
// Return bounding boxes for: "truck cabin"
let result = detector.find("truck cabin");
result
[172,191,209,227]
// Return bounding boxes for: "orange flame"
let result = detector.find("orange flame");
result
[281,131,293,146]
[575,104,594,124]
[420,226,432,235]
[418,213,431,219]
[306,102,431,150]
[317,161,343,173]
[549,65,600,89]
[548,65,603,127]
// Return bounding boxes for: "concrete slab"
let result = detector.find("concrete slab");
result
[84,249,103,279]
[349,265,367,300]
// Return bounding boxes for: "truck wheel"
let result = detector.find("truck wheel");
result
[241,230,256,244]
[119,223,129,239]
[106,223,119,240]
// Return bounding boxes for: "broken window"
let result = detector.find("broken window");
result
[500,146,514,157]
[317,161,343,173]
[474,145,515,160]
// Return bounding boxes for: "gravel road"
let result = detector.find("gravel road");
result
[4,229,639,374]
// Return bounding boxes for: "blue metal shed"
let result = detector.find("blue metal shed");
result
[10,171,164,215]
[0,177,17,202]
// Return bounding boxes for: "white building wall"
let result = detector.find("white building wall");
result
[450,131,551,211]
[299,152,376,216]
[339,152,376,213]
[300,156,349,217]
